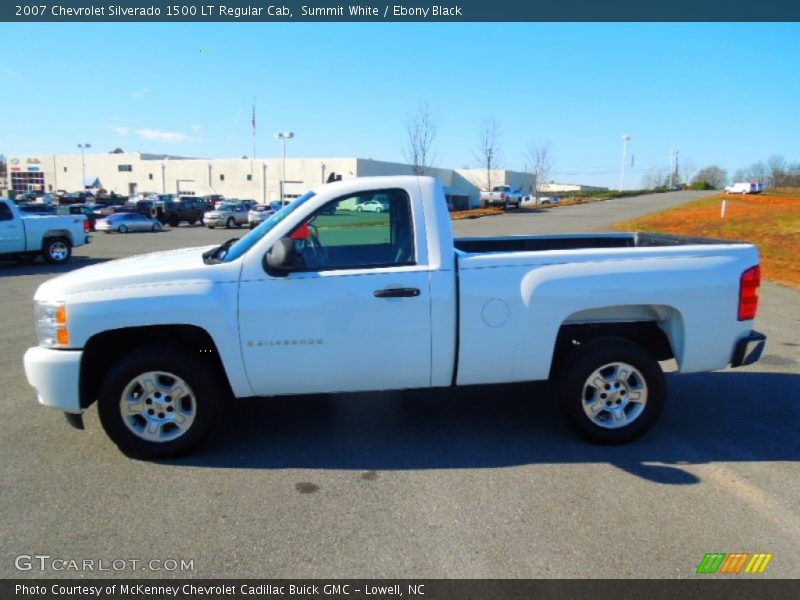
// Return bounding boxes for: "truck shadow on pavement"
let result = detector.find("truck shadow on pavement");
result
[170,371,800,485]
[0,256,110,277]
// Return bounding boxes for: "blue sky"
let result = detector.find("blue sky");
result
[1,22,798,188]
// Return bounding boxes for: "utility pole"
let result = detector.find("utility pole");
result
[619,135,630,191]
[77,143,91,190]
[275,131,294,203]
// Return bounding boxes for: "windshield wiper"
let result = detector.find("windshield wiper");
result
[203,237,239,265]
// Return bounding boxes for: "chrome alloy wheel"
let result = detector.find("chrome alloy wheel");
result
[581,361,648,429]
[119,371,196,442]
[48,241,69,261]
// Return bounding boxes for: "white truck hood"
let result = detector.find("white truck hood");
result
[34,245,236,300]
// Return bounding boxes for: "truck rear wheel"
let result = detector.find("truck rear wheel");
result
[97,345,225,458]
[42,237,72,265]
[553,337,665,444]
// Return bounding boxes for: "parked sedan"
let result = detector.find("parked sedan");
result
[96,212,164,233]
[203,203,249,229]
[356,198,389,212]
[247,204,275,228]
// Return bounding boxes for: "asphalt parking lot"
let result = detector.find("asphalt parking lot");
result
[1,192,798,578]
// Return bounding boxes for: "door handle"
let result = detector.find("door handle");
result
[373,287,421,298]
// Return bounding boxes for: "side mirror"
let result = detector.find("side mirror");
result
[264,236,297,276]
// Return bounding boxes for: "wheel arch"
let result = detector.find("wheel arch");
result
[79,325,233,409]
[549,304,685,379]
[42,229,74,246]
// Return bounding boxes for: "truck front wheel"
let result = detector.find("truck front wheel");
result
[554,337,665,444]
[97,345,225,458]
[42,237,72,265]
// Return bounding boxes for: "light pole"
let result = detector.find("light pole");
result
[77,143,91,190]
[275,131,294,202]
[618,135,630,191]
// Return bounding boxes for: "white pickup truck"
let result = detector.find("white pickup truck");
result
[480,185,523,210]
[23,176,766,458]
[1,198,91,265]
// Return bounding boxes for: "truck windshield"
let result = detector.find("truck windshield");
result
[221,191,316,263]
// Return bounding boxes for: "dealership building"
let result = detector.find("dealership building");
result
[4,151,535,210]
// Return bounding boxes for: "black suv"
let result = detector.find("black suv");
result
[156,198,206,227]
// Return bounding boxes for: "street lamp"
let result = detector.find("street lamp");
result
[619,135,630,191]
[77,143,91,190]
[275,131,294,202]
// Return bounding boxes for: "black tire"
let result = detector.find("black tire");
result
[97,345,226,458]
[226,217,235,229]
[207,225,215,229]
[41,237,72,265]
[118,225,128,233]
[553,337,665,444]
[169,214,180,228]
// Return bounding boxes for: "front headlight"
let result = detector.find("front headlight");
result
[35,301,70,347]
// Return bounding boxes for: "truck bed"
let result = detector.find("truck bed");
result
[454,232,746,254]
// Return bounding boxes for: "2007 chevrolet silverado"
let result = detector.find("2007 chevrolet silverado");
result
[23,176,766,457]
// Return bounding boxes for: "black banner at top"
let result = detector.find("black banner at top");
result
[3,0,800,22]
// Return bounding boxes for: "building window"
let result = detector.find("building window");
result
[219,174,225,181]
[148,173,153,180]
[246,174,252,181]
[63,166,68,172]
[118,164,133,172]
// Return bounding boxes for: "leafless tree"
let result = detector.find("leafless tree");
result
[474,118,501,192]
[524,141,555,198]
[403,100,439,176]
[681,158,697,186]
[766,155,789,187]
[642,167,666,190]
[692,165,728,189]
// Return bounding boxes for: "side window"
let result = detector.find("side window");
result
[0,203,13,222]
[289,188,414,271]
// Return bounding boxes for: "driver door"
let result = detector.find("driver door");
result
[238,187,432,396]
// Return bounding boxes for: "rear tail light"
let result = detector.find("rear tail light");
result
[83,218,91,233]
[501,193,507,201]
[738,265,761,321]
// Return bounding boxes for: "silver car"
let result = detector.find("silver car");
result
[203,203,249,229]
[96,212,164,233]
[247,204,276,229]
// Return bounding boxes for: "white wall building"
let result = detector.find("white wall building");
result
[4,152,536,210]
